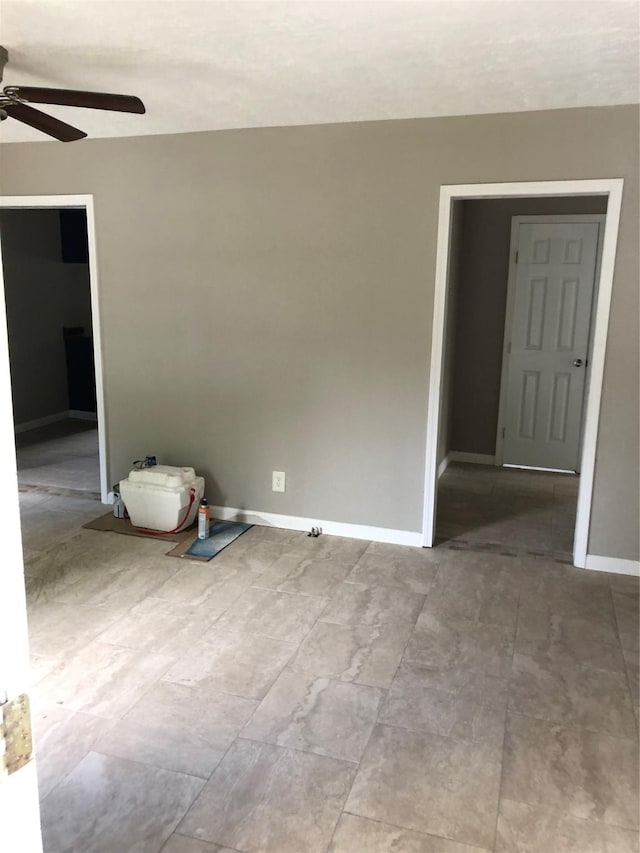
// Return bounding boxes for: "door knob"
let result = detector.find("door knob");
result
[573,358,584,367]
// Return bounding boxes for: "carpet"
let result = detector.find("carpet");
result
[166,521,252,562]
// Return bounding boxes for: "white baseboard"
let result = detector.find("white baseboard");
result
[14,411,69,434]
[209,504,424,548]
[69,409,98,421]
[585,554,640,577]
[449,451,497,466]
[437,454,451,479]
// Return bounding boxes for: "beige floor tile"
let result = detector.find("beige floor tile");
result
[214,587,328,643]
[453,520,553,552]
[291,620,412,688]
[623,646,639,704]
[509,652,637,738]
[492,472,557,496]
[609,573,640,595]
[24,528,167,583]
[33,706,113,800]
[40,751,204,853]
[42,494,106,515]
[346,543,439,595]
[27,601,122,659]
[95,596,219,656]
[49,559,178,611]
[19,490,53,509]
[19,505,96,553]
[518,567,615,625]
[253,553,354,597]
[551,520,576,553]
[153,562,260,611]
[346,724,502,849]
[162,836,237,853]
[515,608,625,672]
[435,463,576,560]
[503,713,639,829]
[212,539,285,574]
[439,472,495,496]
[34,639,174,719]
[95,681,257,778]
[228,525,299,548]
[282,532,370,564]
[496,798,640,853]
[242,668,384,762]
[17,480,638,853]
[379,659,507,747]
[405,612,514,678]
[163,629,296,700]
[319,581,425,629]
[329,814,489,853]
[178,739,356,853]
[613,587,640,652]
[19,456,100,493]
[422,559,519,628]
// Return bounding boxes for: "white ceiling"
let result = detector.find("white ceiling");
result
[1,0,638,143]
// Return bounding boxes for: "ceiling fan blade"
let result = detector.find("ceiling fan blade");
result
[8,86,145,114]
[3,102,87,142]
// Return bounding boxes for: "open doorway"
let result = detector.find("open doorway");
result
[422,180,624,570]
[0,195,107,505]
[436,199,606,561]
[1,207,100,501]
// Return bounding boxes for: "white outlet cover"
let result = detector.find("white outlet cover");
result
[272,471,285,492]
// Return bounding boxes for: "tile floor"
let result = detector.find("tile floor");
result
[19,489,639,853]
[436,462,579,562]
[16,419,100,496]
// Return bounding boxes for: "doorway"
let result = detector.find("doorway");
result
[0,195,107,503]
[422,180,624,569]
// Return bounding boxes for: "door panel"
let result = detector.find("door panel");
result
[503,221,599,471]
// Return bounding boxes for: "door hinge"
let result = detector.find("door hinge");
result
[0,693,33,776]
[502,427,506,438]
[515,250,519,264]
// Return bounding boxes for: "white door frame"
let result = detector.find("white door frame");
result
[0,212,43,851]
[494,213,606,469]
[422,179,624,569]
[0,195,108,503]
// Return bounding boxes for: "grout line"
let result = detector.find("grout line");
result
[501,708,639,744]
[493,791,640,835]
[338,811,495,852]
[235,733,362,765]
[491,574,522,850]
[606,575,639,737]
[323,580,429,852]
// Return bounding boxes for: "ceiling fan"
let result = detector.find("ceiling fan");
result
[0,46,145,142]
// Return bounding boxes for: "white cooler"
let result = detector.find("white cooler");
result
[119,465,204,532]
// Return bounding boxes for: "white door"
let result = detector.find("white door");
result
[0,248,43,850]
[501,220,600,471]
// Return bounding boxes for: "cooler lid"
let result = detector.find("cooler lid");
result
[127,465,197,488]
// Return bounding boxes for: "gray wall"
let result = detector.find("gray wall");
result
[0,105,637,560]
[450,196,608,457]
[0,210,92,425]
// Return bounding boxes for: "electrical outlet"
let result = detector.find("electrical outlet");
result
[272,471,285,492]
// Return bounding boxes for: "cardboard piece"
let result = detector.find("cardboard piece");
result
[83,512,195,543]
